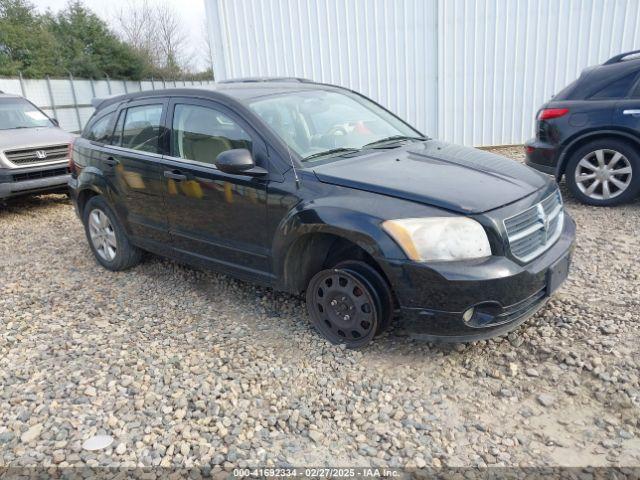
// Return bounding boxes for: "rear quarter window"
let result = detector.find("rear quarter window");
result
[589,72,639,99]
[83,111,115,143]
[630,77,640,98]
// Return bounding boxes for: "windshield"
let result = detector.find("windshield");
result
[0,98,54,130]
[248,90,422,161]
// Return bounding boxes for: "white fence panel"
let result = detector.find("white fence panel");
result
[92,81,112,98]
[0,76,215,132]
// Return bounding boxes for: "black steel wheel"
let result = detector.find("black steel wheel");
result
[334,260,393,334]
[306,267,380,348]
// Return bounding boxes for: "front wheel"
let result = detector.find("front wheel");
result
[565,139,640,206]
[305,262,390,348]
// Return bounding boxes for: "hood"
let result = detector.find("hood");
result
[311,140,550,214]
[0,127,76,151]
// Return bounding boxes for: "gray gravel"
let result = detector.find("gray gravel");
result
[1,147,639,469]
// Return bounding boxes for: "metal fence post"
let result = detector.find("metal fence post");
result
[151,77,155,90]
[68,73,82,133]
[105,74,112,94]
[18,72,26,97]
[123,79,128,94]
[45,76,58,120]
[89,77,96,98]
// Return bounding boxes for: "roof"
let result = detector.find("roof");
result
[91,79,345,111]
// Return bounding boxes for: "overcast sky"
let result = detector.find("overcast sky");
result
[34,0,209,70]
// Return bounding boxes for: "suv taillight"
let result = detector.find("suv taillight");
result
[68,139,76,175]
[537,108,569,121]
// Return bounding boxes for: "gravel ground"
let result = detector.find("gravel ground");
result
[1,146,639,470]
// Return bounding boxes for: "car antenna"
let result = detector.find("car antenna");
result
[285,143,301,188]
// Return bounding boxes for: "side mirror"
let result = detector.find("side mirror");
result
[215,149,267,176]
[51,118,60,127]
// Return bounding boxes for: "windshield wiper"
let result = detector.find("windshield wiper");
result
[303,147,361,161]
[362,135,427,149]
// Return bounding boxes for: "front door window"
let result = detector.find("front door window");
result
[171,104,252,164]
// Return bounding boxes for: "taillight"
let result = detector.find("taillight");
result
[68,138,76,174]
[538,108,569,121]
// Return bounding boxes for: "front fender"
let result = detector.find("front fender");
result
[270,198,408,291]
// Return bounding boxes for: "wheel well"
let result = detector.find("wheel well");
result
[283,233,393,296]
[76,189,99,217]
[560,133,640,177]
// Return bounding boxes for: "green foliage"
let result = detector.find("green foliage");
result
[0,0,60,77]
[0,0,186,80]
[46,1,146,79]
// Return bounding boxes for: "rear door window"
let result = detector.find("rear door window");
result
[119,104,164,154]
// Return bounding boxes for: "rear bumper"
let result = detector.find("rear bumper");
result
[524,138,562,178]
[382,215,576,342]
[0,164,70,199]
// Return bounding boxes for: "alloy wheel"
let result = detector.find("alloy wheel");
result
[88,208,117,262]
[575,149,632,201]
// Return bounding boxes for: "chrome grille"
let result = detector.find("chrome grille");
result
[4,144,69,166]
[504,190,564,263]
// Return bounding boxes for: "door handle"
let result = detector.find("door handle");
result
[164,170,187,181]
[103,156,119,167]
[622,109,640,117]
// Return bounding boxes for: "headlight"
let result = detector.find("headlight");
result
[382,217,491,262]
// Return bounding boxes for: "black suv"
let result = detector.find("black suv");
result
[526,50,640,206]
[69,79,575,347]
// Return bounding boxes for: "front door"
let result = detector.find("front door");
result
[162,98,270,279]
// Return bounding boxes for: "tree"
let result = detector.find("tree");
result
[113,0,158,74]
[114,0,194,79]
[46,1,146,79]
[0,0,61,77]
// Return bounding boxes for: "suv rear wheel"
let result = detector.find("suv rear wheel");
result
[305,261,392,348]
[566,139,640,206]
[82,195,142,271]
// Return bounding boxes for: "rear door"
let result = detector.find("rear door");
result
[161,97,271,279]
[106,99,171,245]
[614,70,640,135]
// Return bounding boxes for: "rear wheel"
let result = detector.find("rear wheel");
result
[566,139,640,206]
[305,261,392,348]
[82,196,142,271]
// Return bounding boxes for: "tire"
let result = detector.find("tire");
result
[82,195,142,271]
[565,138,640,206]
[305,261,392,348]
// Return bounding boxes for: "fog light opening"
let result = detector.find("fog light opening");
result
[462,307,475,323]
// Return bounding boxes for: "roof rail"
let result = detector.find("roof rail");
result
[219,77,312,84]
[603,50,640,65]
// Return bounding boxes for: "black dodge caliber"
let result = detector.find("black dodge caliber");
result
[69,78,575,348]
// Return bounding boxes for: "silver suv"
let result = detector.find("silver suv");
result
[0,92,76,200]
